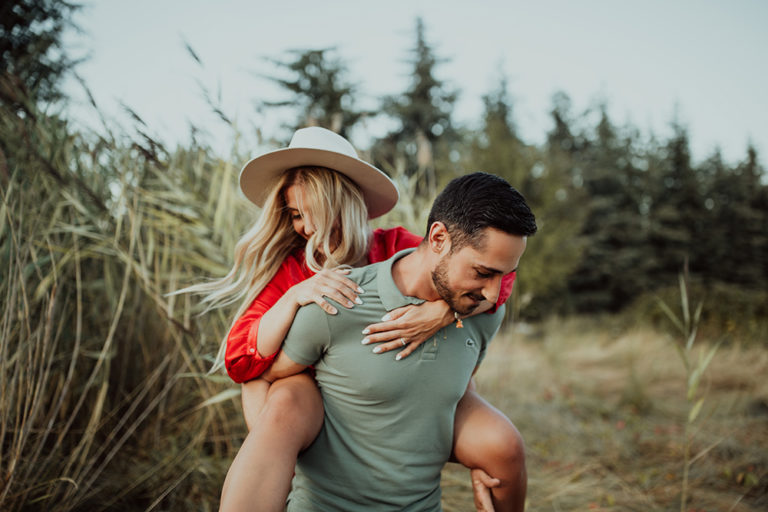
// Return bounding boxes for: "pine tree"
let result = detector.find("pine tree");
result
[0,0,80,113]
[566,106,651,312]
[647,122,707,286]
[261,48,366,138]
[374,17,458,196]
[702,146,768,288]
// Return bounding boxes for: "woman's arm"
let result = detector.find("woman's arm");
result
[256,268,362,357]
[225,257,361,383]
[360,299,494,360]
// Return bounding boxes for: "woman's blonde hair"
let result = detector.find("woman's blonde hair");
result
[182,166,371,370]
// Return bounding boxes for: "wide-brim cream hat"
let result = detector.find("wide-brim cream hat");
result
[239,127,398,219]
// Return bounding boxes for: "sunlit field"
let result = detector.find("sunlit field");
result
[441,317,768,511]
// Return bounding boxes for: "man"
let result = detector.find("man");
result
[265,172,537,511]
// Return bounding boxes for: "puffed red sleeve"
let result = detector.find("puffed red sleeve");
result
[368,226,423,263]
[492,271,516,313]
[225,252,310,383]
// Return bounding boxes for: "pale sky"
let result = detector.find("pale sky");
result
[64,0,767,165]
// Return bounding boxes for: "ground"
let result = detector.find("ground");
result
[440,317,768,511]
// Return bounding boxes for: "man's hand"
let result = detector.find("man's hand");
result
[471,468,501,512]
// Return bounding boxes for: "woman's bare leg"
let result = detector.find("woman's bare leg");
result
[241,378,270,431]
[452,389,527,512]
[219,373,323,512]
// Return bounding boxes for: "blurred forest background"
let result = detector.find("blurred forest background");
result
[2,1,766,511]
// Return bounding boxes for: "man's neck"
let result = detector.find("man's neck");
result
[391,247,440,301]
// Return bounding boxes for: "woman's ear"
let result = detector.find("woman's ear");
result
[427,222,451,255]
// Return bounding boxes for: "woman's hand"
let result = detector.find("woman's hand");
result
[289,268,363,315]
[361,300,454,360]
[471,468,500,512]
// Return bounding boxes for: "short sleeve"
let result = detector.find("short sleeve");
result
[281,304,331,367]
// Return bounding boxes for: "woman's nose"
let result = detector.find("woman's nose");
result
[302,219,316,237]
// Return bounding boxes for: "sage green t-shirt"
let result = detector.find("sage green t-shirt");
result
[282,249,504,512]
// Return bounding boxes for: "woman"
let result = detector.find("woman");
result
[190,127,526,511]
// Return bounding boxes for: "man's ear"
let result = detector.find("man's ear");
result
[427,222,451,255]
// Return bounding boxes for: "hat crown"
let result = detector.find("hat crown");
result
[289,127,358,159]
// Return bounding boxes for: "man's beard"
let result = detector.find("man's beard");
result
[431,255,483,316]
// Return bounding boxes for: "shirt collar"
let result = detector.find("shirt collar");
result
[376,248,426,312]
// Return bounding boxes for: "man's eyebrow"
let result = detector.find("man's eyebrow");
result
[476,264,517,275]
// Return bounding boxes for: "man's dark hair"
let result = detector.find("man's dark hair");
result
[426,172,537,251]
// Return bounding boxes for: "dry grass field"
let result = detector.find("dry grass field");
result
[440,317,768,511]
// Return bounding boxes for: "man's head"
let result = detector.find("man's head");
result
[425,172,537,315]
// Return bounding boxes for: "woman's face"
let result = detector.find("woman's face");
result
[285,184,316,240]
[284,183,341,254]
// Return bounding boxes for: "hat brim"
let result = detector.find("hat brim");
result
[239,147,399,219]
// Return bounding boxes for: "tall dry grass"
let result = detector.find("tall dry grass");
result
[0,101,252,510]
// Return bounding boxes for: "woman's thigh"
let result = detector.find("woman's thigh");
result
[245,373,324,448]
[241,378,271,430]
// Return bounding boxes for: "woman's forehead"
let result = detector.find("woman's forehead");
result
[284,184,306,208]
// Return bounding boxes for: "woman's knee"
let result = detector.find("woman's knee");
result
[480,420,526,471]
[454,397,526,476]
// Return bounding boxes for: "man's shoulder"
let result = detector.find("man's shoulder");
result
[289,300,330,331]
[346,260,383,289]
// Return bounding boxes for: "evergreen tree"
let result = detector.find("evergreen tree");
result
[472,76,525,183]
[261,48,366,138]
[374,17,458,196]
[647,122,708,285]
[566,106,651,312]
[703,146,768,288]
[0,0,80,113]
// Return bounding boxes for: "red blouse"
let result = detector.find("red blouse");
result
[225,226,515,383]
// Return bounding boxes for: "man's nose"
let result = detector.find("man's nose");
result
[482,275,503,305]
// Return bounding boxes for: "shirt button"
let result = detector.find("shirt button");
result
[249,348,256,354]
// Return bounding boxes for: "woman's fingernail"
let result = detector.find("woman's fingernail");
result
[361,328,370,335]
[381,313,391,321]
[361,337,370,344]
[357,287,365,293]
[395,354,403,361]
[355,297,363,305]
[372,346,382,354]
